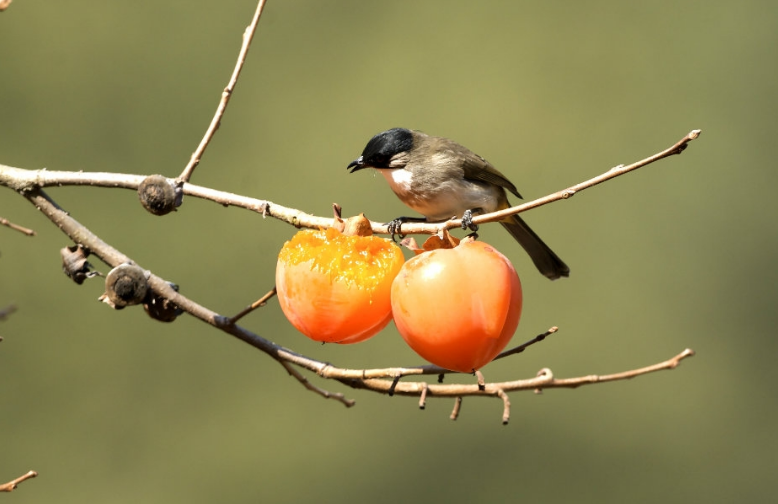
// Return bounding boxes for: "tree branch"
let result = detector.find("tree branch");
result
[177,0,268,183]
[467,129,701,228]
[6,181,696,421]
[0,129,702,238]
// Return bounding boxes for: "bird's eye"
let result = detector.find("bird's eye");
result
[370,154,390,167]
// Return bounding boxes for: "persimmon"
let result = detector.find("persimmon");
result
[276,226,404,344]
[390,238,522,372]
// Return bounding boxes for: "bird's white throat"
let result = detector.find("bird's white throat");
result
[378,168,414,194]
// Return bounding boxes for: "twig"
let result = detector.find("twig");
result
[279,361,355,407]
[0,471,37,492]
[450,397,463,421]
[0,217,35,236]
[535,348,696,390]
[494,326,558,361]
[496,389,511,425]
[464,129,702,229]
[177,0,268,183]
[419,382,428,409]
[227,287,277,325]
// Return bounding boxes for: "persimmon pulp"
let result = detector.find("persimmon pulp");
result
[276,228,404,344]
[391,240,522,372]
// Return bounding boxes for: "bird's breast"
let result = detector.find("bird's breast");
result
[377,168,502,221]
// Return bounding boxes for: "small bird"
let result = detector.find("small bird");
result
[347,127,569,280]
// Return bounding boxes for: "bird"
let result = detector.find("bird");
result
[347,127,569,280]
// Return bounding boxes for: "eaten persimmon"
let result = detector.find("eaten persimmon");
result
[390,238,522,372]
[276,226,404,344]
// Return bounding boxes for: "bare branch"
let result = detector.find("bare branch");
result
[280,361,355,408]
[0,471,37,493]
[494,326,558,361]
[464,129,702,229]
[496,389,511,425]
[418,382,428,409]
[343,349,694,401]
[178,0,269,183]
[450,397,463,421]
[0,217,35,236]
[0,129,702,238]
[228,287,277,325]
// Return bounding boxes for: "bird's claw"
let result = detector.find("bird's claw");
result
[387,218,407,242]
[461,209,479,233]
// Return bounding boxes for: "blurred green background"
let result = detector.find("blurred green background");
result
[1,1,777,502]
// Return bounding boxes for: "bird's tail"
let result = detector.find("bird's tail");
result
[500,214,570,280]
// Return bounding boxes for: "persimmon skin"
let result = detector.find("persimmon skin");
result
[276,228,404,344]
[391,240,522,372]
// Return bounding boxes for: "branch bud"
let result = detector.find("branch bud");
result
[101,263,149,308]
[138,175,179,216]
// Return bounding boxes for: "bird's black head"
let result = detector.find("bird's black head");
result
[347,128,414,172]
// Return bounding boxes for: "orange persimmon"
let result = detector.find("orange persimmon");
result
[390,239,522,372]
[276,227,404,344]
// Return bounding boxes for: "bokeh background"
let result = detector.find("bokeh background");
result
[1,1,777,502]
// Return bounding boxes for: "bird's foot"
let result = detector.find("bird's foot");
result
[386,218,407,241]
[386,216,426,241]
[461,209,479,233]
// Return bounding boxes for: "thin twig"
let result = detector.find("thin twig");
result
[464,129,702,229]
[0,471,37,492]
[178,0,268,183]
[494,326,558,361]
[450,397,463,421]
[496,389,511,425]
[0,217,36,236]
[279,361,355,407]
[536,348,696,390]
[419,382,428,409]
[227,287,277,325]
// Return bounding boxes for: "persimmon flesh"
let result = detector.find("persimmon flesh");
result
[276,227,404,344]
[391,239,522,372]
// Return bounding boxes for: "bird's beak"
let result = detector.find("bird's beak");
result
[347,156,366,173]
